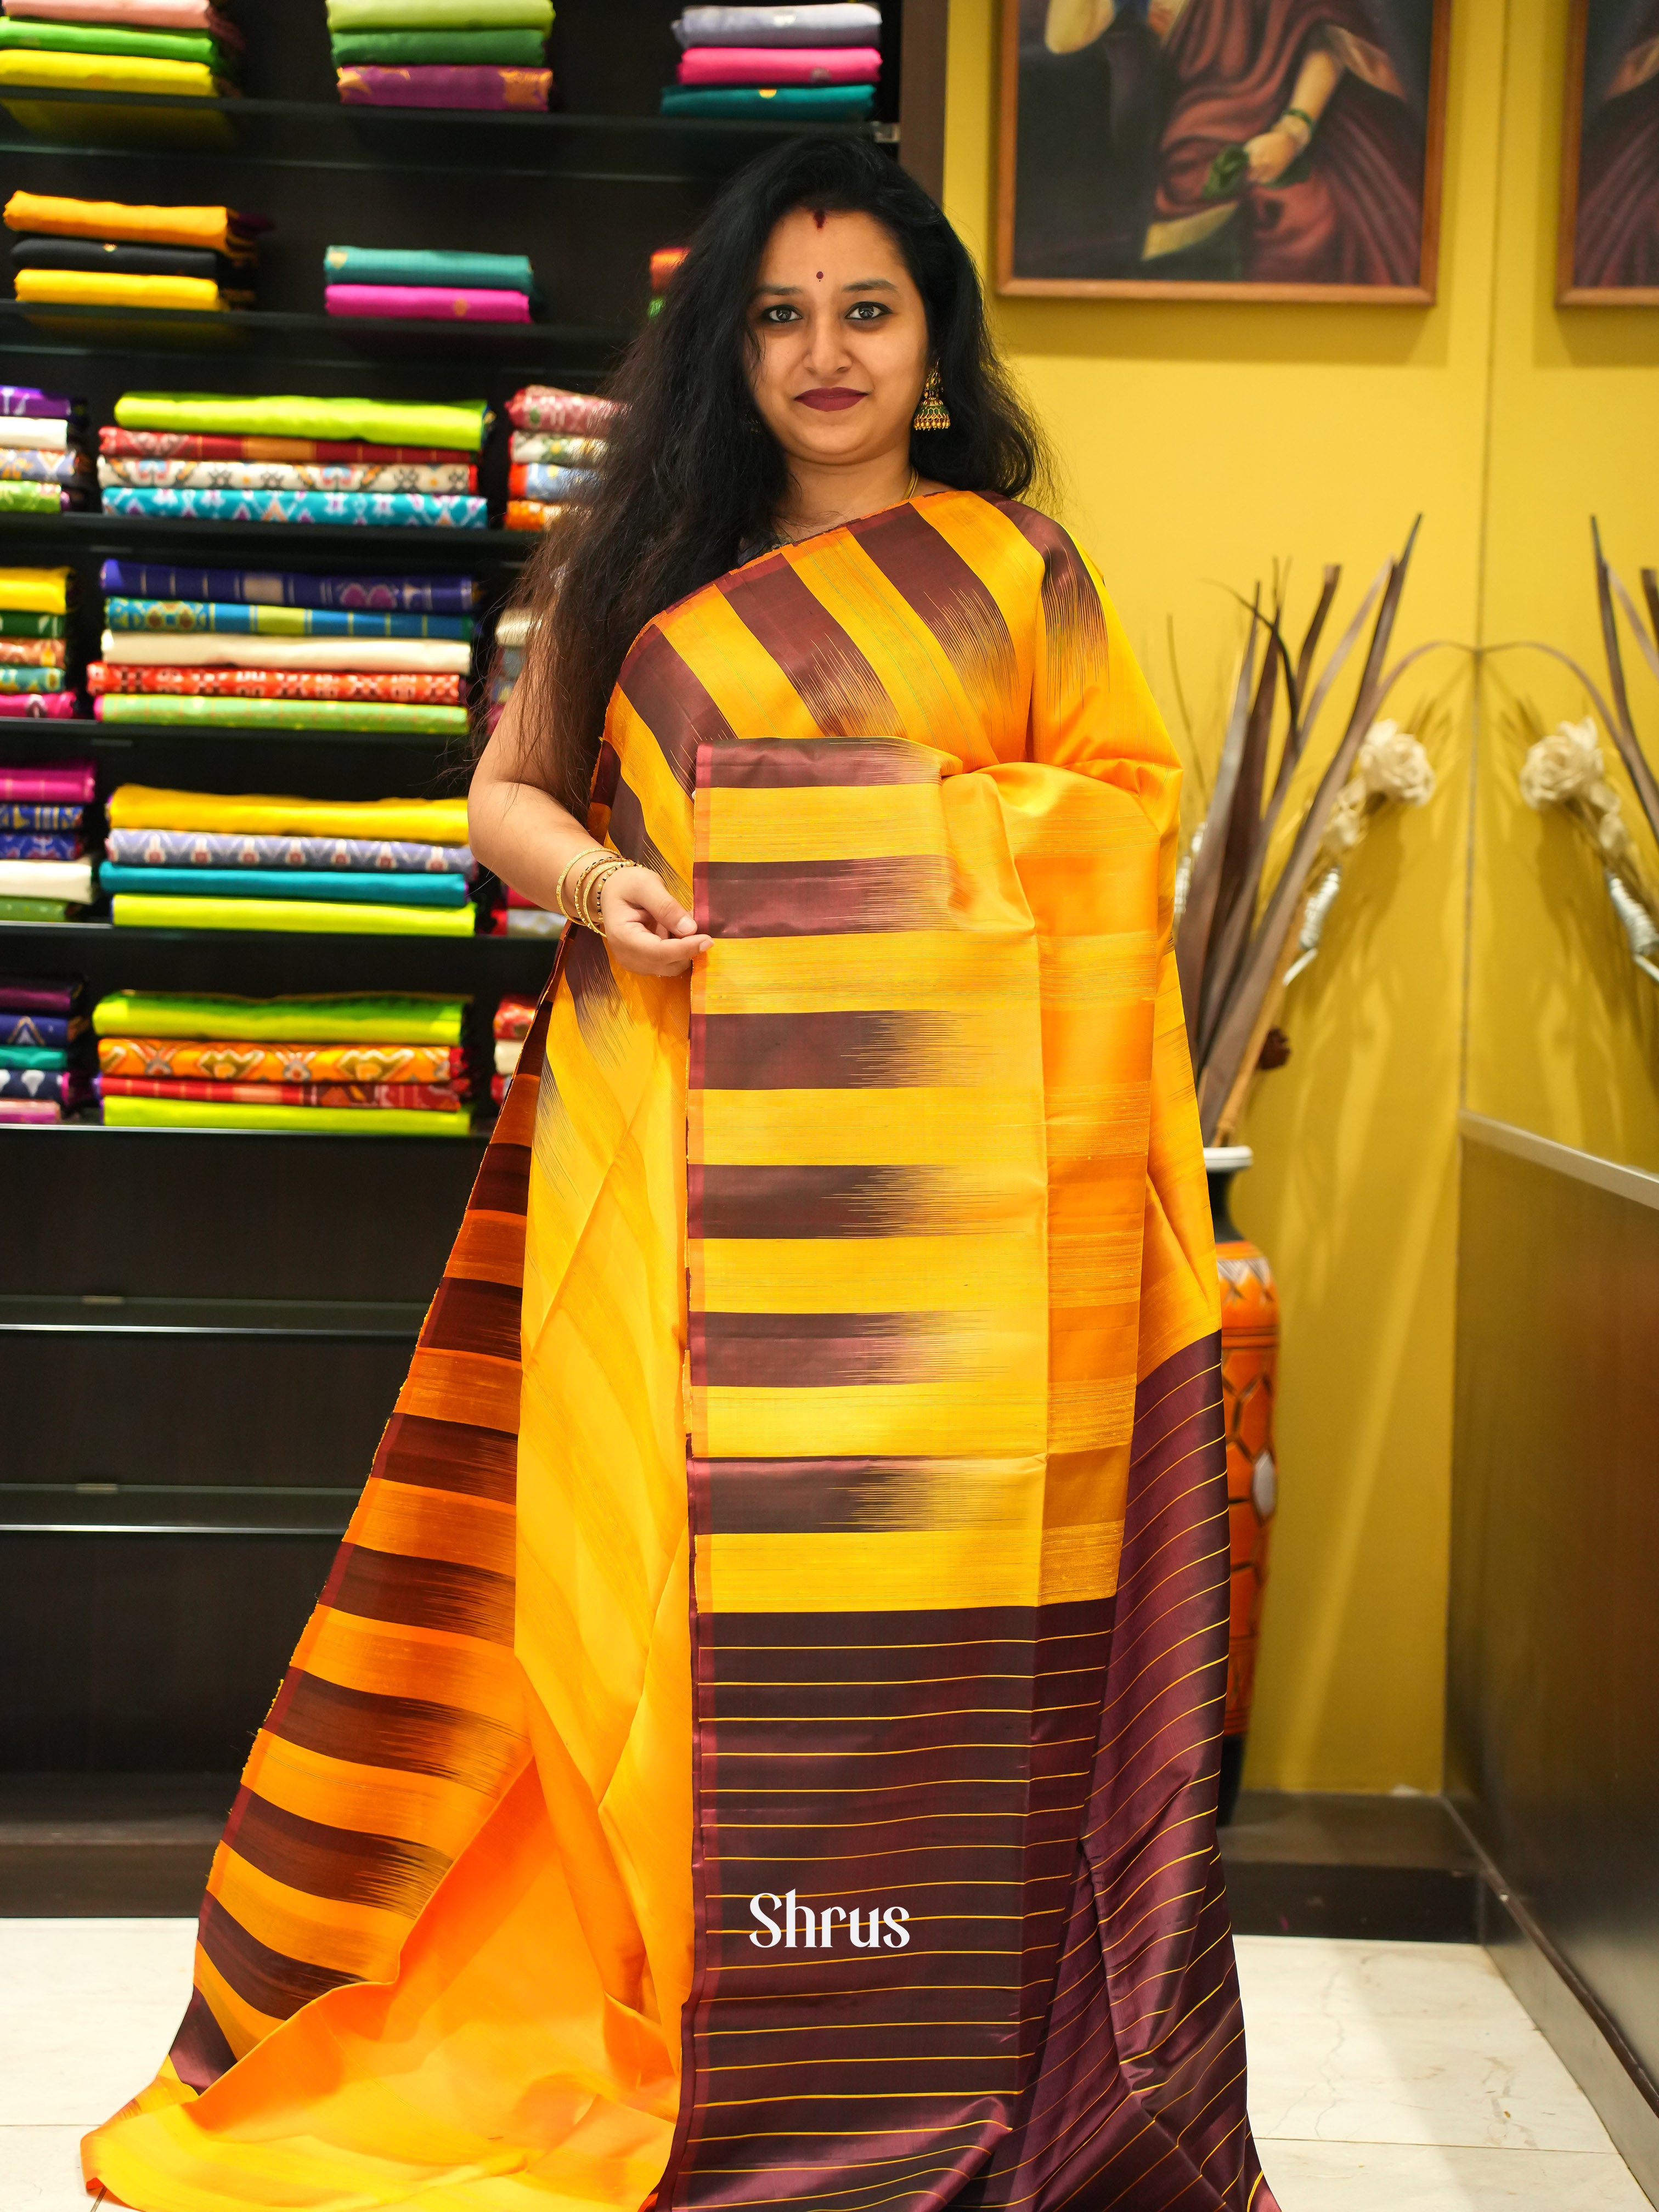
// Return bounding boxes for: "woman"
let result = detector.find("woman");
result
[85,139,1276,2212]
[1045,0,1424,286]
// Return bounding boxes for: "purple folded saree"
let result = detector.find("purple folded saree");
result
[324,284,531,323]
[0,978,81,1013]
[676,43,879,83]
[0,385,76,419]
[335,64,551,108]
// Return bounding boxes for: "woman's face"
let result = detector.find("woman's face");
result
[746,206,930,473]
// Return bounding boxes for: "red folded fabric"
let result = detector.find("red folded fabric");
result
[0,759,93,798]
[99,1075,468,1110]
[676,44,879,84]
[324,284,532,324]
[88,664,465,703]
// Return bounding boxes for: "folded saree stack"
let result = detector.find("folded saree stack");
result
[100,393,490,524]
[0,972,93,1119]
[101,784,479,934]
[327,0,554,110]
[0,759,94,917]
[5,189,266,315]
[662,2,881,118]
[93,988,475,1131]
[484,596,528,730]
[489,991,532,1100]
[323,241,538,325]
[646,241,685,318]
[0,383,93,511]
[0,566,81,714]
[91,561,477,737]
[0,0,241,133]
[503,381,610,531]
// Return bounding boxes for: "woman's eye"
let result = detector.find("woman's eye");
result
[847,302,889,320]
[759,304,800,324]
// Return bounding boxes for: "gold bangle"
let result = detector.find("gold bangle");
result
[582,857,633,935]
[557,847,611,923]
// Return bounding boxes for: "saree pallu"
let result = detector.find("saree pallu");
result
[85,489,1274,2212]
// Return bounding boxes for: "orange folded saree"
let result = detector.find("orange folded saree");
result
[85,488,1277,2212]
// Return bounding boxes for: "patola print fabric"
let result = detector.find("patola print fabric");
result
[84,491,1274,2212]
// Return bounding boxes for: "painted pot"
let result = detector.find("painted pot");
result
[1203,1144,1279,1827]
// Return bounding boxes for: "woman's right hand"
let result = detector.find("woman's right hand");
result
[599,864,712,975]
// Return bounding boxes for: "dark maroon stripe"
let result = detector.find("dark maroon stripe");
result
[420,1274,521,1362]
[609,770,690,905]
[989,496,1111,704]
[378,1411,516,1506]
[700,736,937,789]
[699,1008,950,1091]
[693,1308,949,1391]
[698,856,949,937]
[617,622,737,794]
[589,738,622,814]
[720,552,897,736]
[231,1791,450,1916]
[844,503,1019,710]
[272,1668,524,1793]
[467,1139,530,1220]
[198,1892,354,2022]
[690,1161,990,1241]
[330,1544,515,1645]
[166,1983,238,2093]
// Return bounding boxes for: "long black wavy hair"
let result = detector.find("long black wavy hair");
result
[505,135,1051,815]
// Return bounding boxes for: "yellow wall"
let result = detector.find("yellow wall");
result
[1471,1,1659,1173]
[943,0,1659,1790]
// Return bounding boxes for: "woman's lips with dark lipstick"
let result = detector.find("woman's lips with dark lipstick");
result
[797,388,865,410]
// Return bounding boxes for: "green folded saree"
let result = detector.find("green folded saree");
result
[329,28,545,60]
[114,392,490,454]
[103,1096,473,1135]
[98,696,470,735]
[0,896,70,921]
[94,990,468,1043]
[0,1041,67,1069]
[112,892,477,936]
[326,0,552,26]
[0,21,230,67]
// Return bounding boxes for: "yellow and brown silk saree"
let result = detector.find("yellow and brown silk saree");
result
[86,489,1277,2212]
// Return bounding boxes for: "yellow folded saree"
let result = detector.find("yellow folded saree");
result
[0,47,229,91]
[15,268,224,309]
[106,785,471,843]
[84,490,1274,2212]
[0,563,71,611]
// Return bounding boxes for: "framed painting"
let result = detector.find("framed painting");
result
[996,0,1451,301]
[1559,0,1659,302]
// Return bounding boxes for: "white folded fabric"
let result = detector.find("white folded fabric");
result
[674,3,882,43]
[100,631,472,674]
[0,857,92,901]
[0,418,70,452]
[494,1037,522,1075]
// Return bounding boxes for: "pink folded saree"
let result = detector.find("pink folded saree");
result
[3,0,245,50]
[675,43,879,84]
[0,757,93,795]
[336,64,551,108]
[0,689,80,720]
[325,283,532,323]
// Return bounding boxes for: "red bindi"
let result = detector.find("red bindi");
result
[816,270,823,280]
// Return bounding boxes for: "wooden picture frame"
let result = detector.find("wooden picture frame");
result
[1558,0,1659,304]
[996,0,1451,303]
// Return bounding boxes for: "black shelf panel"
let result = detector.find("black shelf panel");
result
[0,512,535,567]
[0,84,895,179]
[0,297,627,374]
[0,1294,422,1336]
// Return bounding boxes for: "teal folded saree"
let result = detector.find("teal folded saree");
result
[97,865,471,905]
[323,244,535,292]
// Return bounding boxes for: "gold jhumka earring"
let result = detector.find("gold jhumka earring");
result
[912,364,950,432]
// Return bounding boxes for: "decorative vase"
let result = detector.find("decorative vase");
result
[1203,1144,1280,1828]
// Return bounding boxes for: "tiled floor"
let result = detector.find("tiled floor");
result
[0,1923,1650,2208]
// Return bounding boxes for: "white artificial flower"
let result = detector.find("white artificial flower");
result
[1357,719,1436,806]
[1520,718,1604,809]
[1325,777,1370,852]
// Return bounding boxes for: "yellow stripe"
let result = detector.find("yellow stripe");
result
[699,1520,1122,1612]
[695,1234,1044,1315]
[699,930,1034,1014]
[697,1374,1044,1461]
[703,782,948,864]
[695,1086,1046,1169]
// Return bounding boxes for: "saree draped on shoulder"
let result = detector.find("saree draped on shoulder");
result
[86,489,1277,2212]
